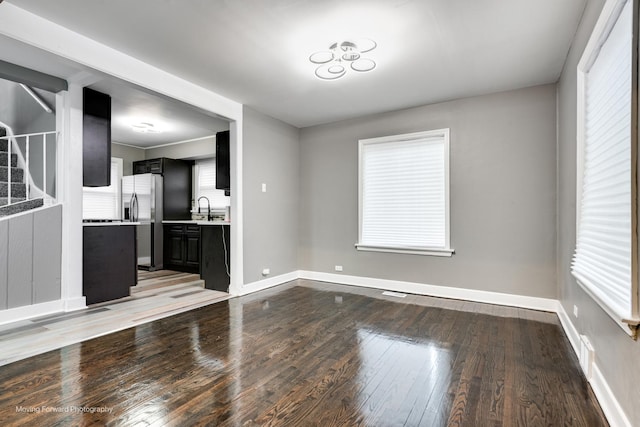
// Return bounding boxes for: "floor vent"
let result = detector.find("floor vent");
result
[382,291,407,298]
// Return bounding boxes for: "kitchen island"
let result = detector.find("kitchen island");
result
[83,222,139,304]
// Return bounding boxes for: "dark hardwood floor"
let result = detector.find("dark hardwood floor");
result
[0,281,607,426]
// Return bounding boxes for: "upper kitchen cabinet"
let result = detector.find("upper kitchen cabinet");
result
[216,130,230,194]
[83,88,112,187]
[133,157,192,220]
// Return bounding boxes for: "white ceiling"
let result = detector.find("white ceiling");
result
[0,33,229,147]
[88,79,229,147]
[8,0,586,128]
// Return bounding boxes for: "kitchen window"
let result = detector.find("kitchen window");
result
[194,159,230,209]
[356,129,453,256]
[82,157,123,220]
[572,0,639,337]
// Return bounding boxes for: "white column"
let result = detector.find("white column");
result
[228,116,244,295]
[58,84,86,311]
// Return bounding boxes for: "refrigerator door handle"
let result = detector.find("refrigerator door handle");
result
[128,193,135,221]
[132,193,139,222]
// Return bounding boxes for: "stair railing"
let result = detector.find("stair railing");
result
[0,121,57,206]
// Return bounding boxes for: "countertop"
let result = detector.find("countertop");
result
[83,221,141,227]
[162,220,230,226]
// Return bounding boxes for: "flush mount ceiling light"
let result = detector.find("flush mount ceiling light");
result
[309,38,377,80]
[131,122,161,134]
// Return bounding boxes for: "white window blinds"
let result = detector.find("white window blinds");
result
[195,159,230,208]
[82,157,123,220]
[357,129,452,256]
[572,0,637,330]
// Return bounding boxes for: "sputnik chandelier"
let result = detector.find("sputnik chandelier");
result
[309,38,377,80]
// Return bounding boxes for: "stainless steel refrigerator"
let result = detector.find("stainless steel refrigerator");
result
[122,173,163,271]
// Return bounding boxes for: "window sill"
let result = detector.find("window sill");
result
[572,271,640,339]
[355,244,454,257]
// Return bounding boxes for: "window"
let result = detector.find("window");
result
[82,157,123,220]
[194,159,230,209]
[572,0,639,337]
[356,129,453,256]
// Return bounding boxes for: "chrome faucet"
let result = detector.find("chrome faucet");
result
[197,196,212,221]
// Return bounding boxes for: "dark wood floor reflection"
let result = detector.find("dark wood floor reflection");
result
[0,281,607,426]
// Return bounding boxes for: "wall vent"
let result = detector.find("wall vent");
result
[579,334,594,380]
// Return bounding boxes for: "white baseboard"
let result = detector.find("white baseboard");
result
[0,300,65,325]
[240,271,300,295]
[298,270,558,312]
[63,296,87,312]
[557,303,580,356]
[590,363,632,427]
[556,303,631,427]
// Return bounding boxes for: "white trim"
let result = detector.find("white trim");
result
[59,84,85,309]
[357,128,452,254]
[556,303,581,358]
[117,134,217,150]
[590,364,633,427]
[355,244,454,257]
[240,271,300,296]
[575,274,639,337]
[574,0,637,335]
[297,271,558,312]
[228,120,243,295]
[556,304,632,427]
[0,300,65,325]
[63,296,87,312]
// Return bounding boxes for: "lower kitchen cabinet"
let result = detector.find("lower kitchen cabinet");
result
[164,224,200,273]
[163,222,231,291]
[200,225,231,292]
[83,225,137,305]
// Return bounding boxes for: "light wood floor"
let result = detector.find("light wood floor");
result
[0,270,229,366]
[0,279,607,426]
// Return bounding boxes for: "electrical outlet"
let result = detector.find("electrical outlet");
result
[262,268,270,276]
[573,305,579,318]
[262,183,267,192]
[335,265,343,272]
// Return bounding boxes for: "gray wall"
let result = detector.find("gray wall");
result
[557,0,640,424]
[243,106,300,284]
[299,85,557,299]
[113,137,216,176]
[145,136,216,160]
[0,79,55,134]
[111,142,145,176]
[0,205,62,310]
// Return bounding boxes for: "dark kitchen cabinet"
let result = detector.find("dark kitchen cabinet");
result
[215,130,230,193]
[200,225,230,292]
[133,158,163,174]
[164,224,200,273]
[132,157,192,220]
[83,225,136,305]
[83,88,111,187]
[166,228,184,266]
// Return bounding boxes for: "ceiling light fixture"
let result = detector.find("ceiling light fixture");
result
[131,122,161,134]
[309,38,377,80]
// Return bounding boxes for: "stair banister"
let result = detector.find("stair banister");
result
[0,121,56,205]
